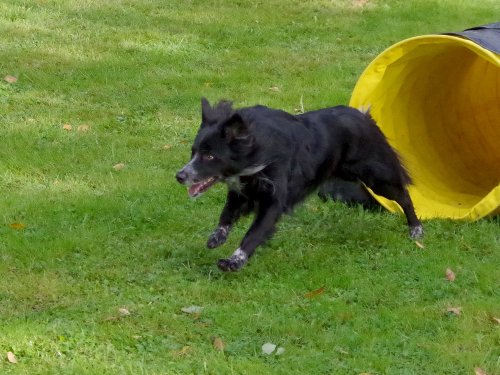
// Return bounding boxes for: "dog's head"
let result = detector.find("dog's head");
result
[176,98,263,197]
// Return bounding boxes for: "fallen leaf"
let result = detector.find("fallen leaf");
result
[445,268,456,282]
[338,348,349,355]
[213,337,224,351]
[181,305,203,314]
[163,144,172,150]
[275,347,285,355]
[9,223,25,230]
[269,86,280,92]
[4,75,17,84]
[113,163,126,171]
[415,240,425,249]
[7,351,17,364]
[77,124,90,132]
[475,368,487,375]
[173,345,192,358]
[352,0,370,8]
[304,286,325,298]
[491,317,500,325]
[119,307,130,316]
[262,342,276,355]
[195,321,212,328]
[63,124,72,131]
[447,307,462,316]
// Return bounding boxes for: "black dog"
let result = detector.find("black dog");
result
[176,99,423,271]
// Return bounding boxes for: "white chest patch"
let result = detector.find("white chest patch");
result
[226,177,242,192]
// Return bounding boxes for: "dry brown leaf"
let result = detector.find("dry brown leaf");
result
[304,286,325,298]
[113,163,126,171]
[352,0,370,8]
[491,317,500,325]
[77,124,90,133]
[173,345,192,358]
[4,75,17,84]
[447,307,462,316]
[213,337,224,351]
[474,367,487,375]
[63,124,72,131]
[445,268,456,282]
[415,240,425,249]
[7,351,17,364]
[9,223,25,230]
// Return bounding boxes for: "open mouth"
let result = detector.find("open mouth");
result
[188,176,219,197]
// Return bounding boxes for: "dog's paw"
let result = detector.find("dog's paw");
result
[207,225,230,249]
[217,258,243,272]
[409,224,424,239]
[217,248,248,272]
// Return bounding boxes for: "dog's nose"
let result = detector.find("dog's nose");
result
[176,170,187,184]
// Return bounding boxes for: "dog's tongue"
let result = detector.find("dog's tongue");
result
[188,183,203,197]
[188,177,217,197]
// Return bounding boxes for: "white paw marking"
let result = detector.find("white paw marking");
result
[230,248,248,265]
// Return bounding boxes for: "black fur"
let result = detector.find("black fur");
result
[318,178,381,209]
[176,99,423,271]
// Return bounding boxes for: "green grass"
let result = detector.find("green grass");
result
[1,0,499,374]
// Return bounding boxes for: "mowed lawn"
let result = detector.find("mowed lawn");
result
[0,0,499,374]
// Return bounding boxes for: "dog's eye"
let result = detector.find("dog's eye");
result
[203,154,215,161]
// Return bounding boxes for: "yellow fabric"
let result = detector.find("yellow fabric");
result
[350,35,500,220]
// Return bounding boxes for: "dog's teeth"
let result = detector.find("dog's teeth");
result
[188,177,217,197]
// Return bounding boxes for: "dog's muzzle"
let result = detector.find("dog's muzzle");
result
[175,169,189,184]
[176,163,220,197]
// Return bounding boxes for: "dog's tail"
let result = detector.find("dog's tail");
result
[357,104,379,129]
[357,104,413,186]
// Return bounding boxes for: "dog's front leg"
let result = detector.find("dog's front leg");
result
[207,190,250,249]
[217,200,283,272]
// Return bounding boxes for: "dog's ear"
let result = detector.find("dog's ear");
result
[201,98,234,127]
[201,97,213,125]
[223,113,250,142]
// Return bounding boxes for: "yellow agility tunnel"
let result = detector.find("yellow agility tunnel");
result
[350,24,500,220]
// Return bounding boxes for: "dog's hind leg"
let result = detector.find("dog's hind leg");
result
[369,182,423,239]
[318,178,381,209]
[207,190,251,249]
